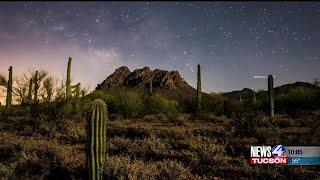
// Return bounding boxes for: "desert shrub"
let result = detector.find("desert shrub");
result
[29,100,65,122]
[0,74,6,86]
[177,114,191,121]
[192,112,229,124]
[272,115,294,128]
[108,124,150,139]
[0,143,22,163]
[38,121,58,138]
[167,113,192,125]
[109,114,124,121]
[142,114,167,122]
[256,91,269,111]
[276,87,318,114]
[225,139,249,158]
[181,96,196,113]
[167,112,184,125]
[201,93,224,115]
[223,98,245,115]
[190,155,232,178]
[105,156,195,179]
[275,94,287,114]
[84,90,116,113]
[59,102,72,115]
[185,136,226,158]
[11,159,50,179]
[155,127,191,140]
[144,93,179,115]
[255,114,272,127]
[192,126,225,138]
[9,148,58,179]
[108,137,132,155]
[138,135,172,160]
[112,90,145,118]
[255,127,281,144]
[234,115,257,137]
[154,160,195,180]
[56,118,86,144]
[104,155,157,179]
[182,93,224,115]
[0,163,10,178]
[6,106,29,116]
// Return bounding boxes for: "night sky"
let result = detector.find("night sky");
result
[0,1,319,93]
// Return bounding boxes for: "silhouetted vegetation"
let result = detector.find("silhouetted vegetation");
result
[0,61,319,179]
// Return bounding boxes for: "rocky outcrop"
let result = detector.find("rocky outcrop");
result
[96,66,131,89]
[96,66,196,100]
[124,67,153,88]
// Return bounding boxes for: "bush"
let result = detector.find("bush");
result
[276,87,318,114]
[181,96,196,113]
[182,93,224,115]
[0,163,10,178]
[144,93,179,115]
[234,115,257,137]
[201,93,224,115]
[104,156,196,179]
[272,115,294,128]
[105,155,156,179]
[30,101,62,121]
[154,160,195,179]
[113,90,145,118]
[84,89,145,118]
[224,98,245,115]
[167,112,184,125]
[142,114,167,122]
[85,90,116,113]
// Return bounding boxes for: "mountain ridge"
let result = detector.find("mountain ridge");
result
[222,81,320,100]
[96,66,320,101]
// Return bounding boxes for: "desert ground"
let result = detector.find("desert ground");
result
[0,106,319,179]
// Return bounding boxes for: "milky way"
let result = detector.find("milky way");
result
[0,1,319,92]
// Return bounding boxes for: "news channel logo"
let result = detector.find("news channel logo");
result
[272,145,287,157]
[249,145,320,165]
[250,145,288,164]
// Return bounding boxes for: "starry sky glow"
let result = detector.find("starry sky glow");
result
[0,1,319,92]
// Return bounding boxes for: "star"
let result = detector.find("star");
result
[0,2,319,93]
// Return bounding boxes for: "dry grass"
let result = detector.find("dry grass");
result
[0,112,319,179]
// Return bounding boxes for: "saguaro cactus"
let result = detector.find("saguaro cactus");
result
[72,83,81,113]
[34,71,39,104]
[196,64,201,112]
[268,75,274,118]
[86,99,108,180]
[66,57,72,100]
[27,78,33,104]
[253,89,256,103]
[149,78,153,95]
[6,66,13,110]
[75,83,80,99]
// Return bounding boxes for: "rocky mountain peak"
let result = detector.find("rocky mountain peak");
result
[96,66,196,100]
[96,66,131,89]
